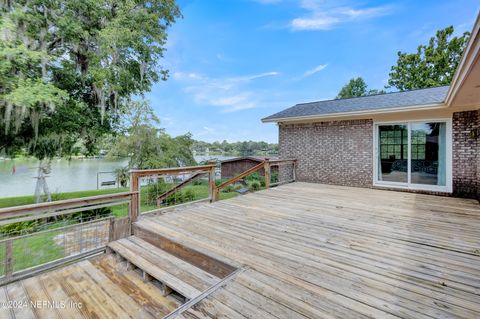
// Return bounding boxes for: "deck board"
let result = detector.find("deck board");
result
[136,182,480,319]
[1,182,479,318]
[0,255,180,319]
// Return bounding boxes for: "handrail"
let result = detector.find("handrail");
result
[129,159,295,221]
[129,164,215,177]
[155,172,203,206]
[212,158,297,201]
[129,162,217,223]
[216,161,266,190]
[0,191,137,220]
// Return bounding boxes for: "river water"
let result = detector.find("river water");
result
[0,155,235,197]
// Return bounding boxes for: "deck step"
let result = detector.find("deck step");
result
[108,236,221,300]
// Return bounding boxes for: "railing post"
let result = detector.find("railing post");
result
[5,239,13,279]
[292,160,297,182]
[108,217,115,242]
[264,158,271,189]
[129,171,139,224]
[207,161,217,202]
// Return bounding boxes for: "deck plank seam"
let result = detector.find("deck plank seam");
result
[163,267,246,319]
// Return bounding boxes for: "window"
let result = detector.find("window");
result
[411,130,426,160]
[379,126,407,160]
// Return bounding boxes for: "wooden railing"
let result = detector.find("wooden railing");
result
[212,158,297,201]
[129,163,216,222]
[128,159,297,219]
[0,192,136,284]
[0,159,296,283]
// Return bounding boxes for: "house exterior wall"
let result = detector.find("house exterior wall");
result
[279,119,373,187]
[220,159,279,179]
[452,110,479,199]
[278,111,479,199]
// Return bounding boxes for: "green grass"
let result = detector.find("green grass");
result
[0,183,239,273]
[0,230,65,275]
[138,184,238,214]
[12,231,64,272]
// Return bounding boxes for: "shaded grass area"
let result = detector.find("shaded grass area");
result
[0,184,239,275]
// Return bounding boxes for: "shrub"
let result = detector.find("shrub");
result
[71,207,112,222]
[0,220,39,236]
[246,172,265,187]
[184,188,195,201]
[146,180,170,205]
[248,180,261,191]
[271,172,279,184]
[165,191,184,206]
[193,179,208,186]
[215,178,229,186]
[221,184,235,193]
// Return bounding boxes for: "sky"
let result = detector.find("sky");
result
[147,0,479,143]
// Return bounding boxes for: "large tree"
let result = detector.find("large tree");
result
[336,77,385,99]
[0,0,180,199]
[0,0,180,157]
[108,100,195,170]
[388,26,470,91]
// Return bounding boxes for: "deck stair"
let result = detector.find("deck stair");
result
[107,236,221,300]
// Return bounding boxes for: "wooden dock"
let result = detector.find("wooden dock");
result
[2,182,480,318]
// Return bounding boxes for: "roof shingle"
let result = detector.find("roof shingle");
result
[262,86,449,122]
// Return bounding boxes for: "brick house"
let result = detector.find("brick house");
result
[262,16,480,199]
[221,156,278,179]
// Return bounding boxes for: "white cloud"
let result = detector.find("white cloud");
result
[202,126,214,132]
[302,64,328,78]
[290,1,393,31]
[176,71,280,112]
[246,71,280,80]
[291,16,339,31]
[173,72,203,80]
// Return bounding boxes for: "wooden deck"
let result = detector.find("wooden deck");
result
[137,182,480,319]
[2,182,480,318]
[0,254,181,318]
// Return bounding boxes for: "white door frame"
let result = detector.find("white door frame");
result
[373,118,452,193]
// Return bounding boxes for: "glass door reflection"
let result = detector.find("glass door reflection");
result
[378,124,408,183]
[410,122,446,186]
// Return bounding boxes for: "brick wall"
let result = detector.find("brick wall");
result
[279,119,373,187]
[452,110,479,199]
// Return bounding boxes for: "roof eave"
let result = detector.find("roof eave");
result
[445,11,480,106]
[261,102,447,123]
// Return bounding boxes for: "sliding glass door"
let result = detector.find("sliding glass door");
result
[375,120,451,192]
